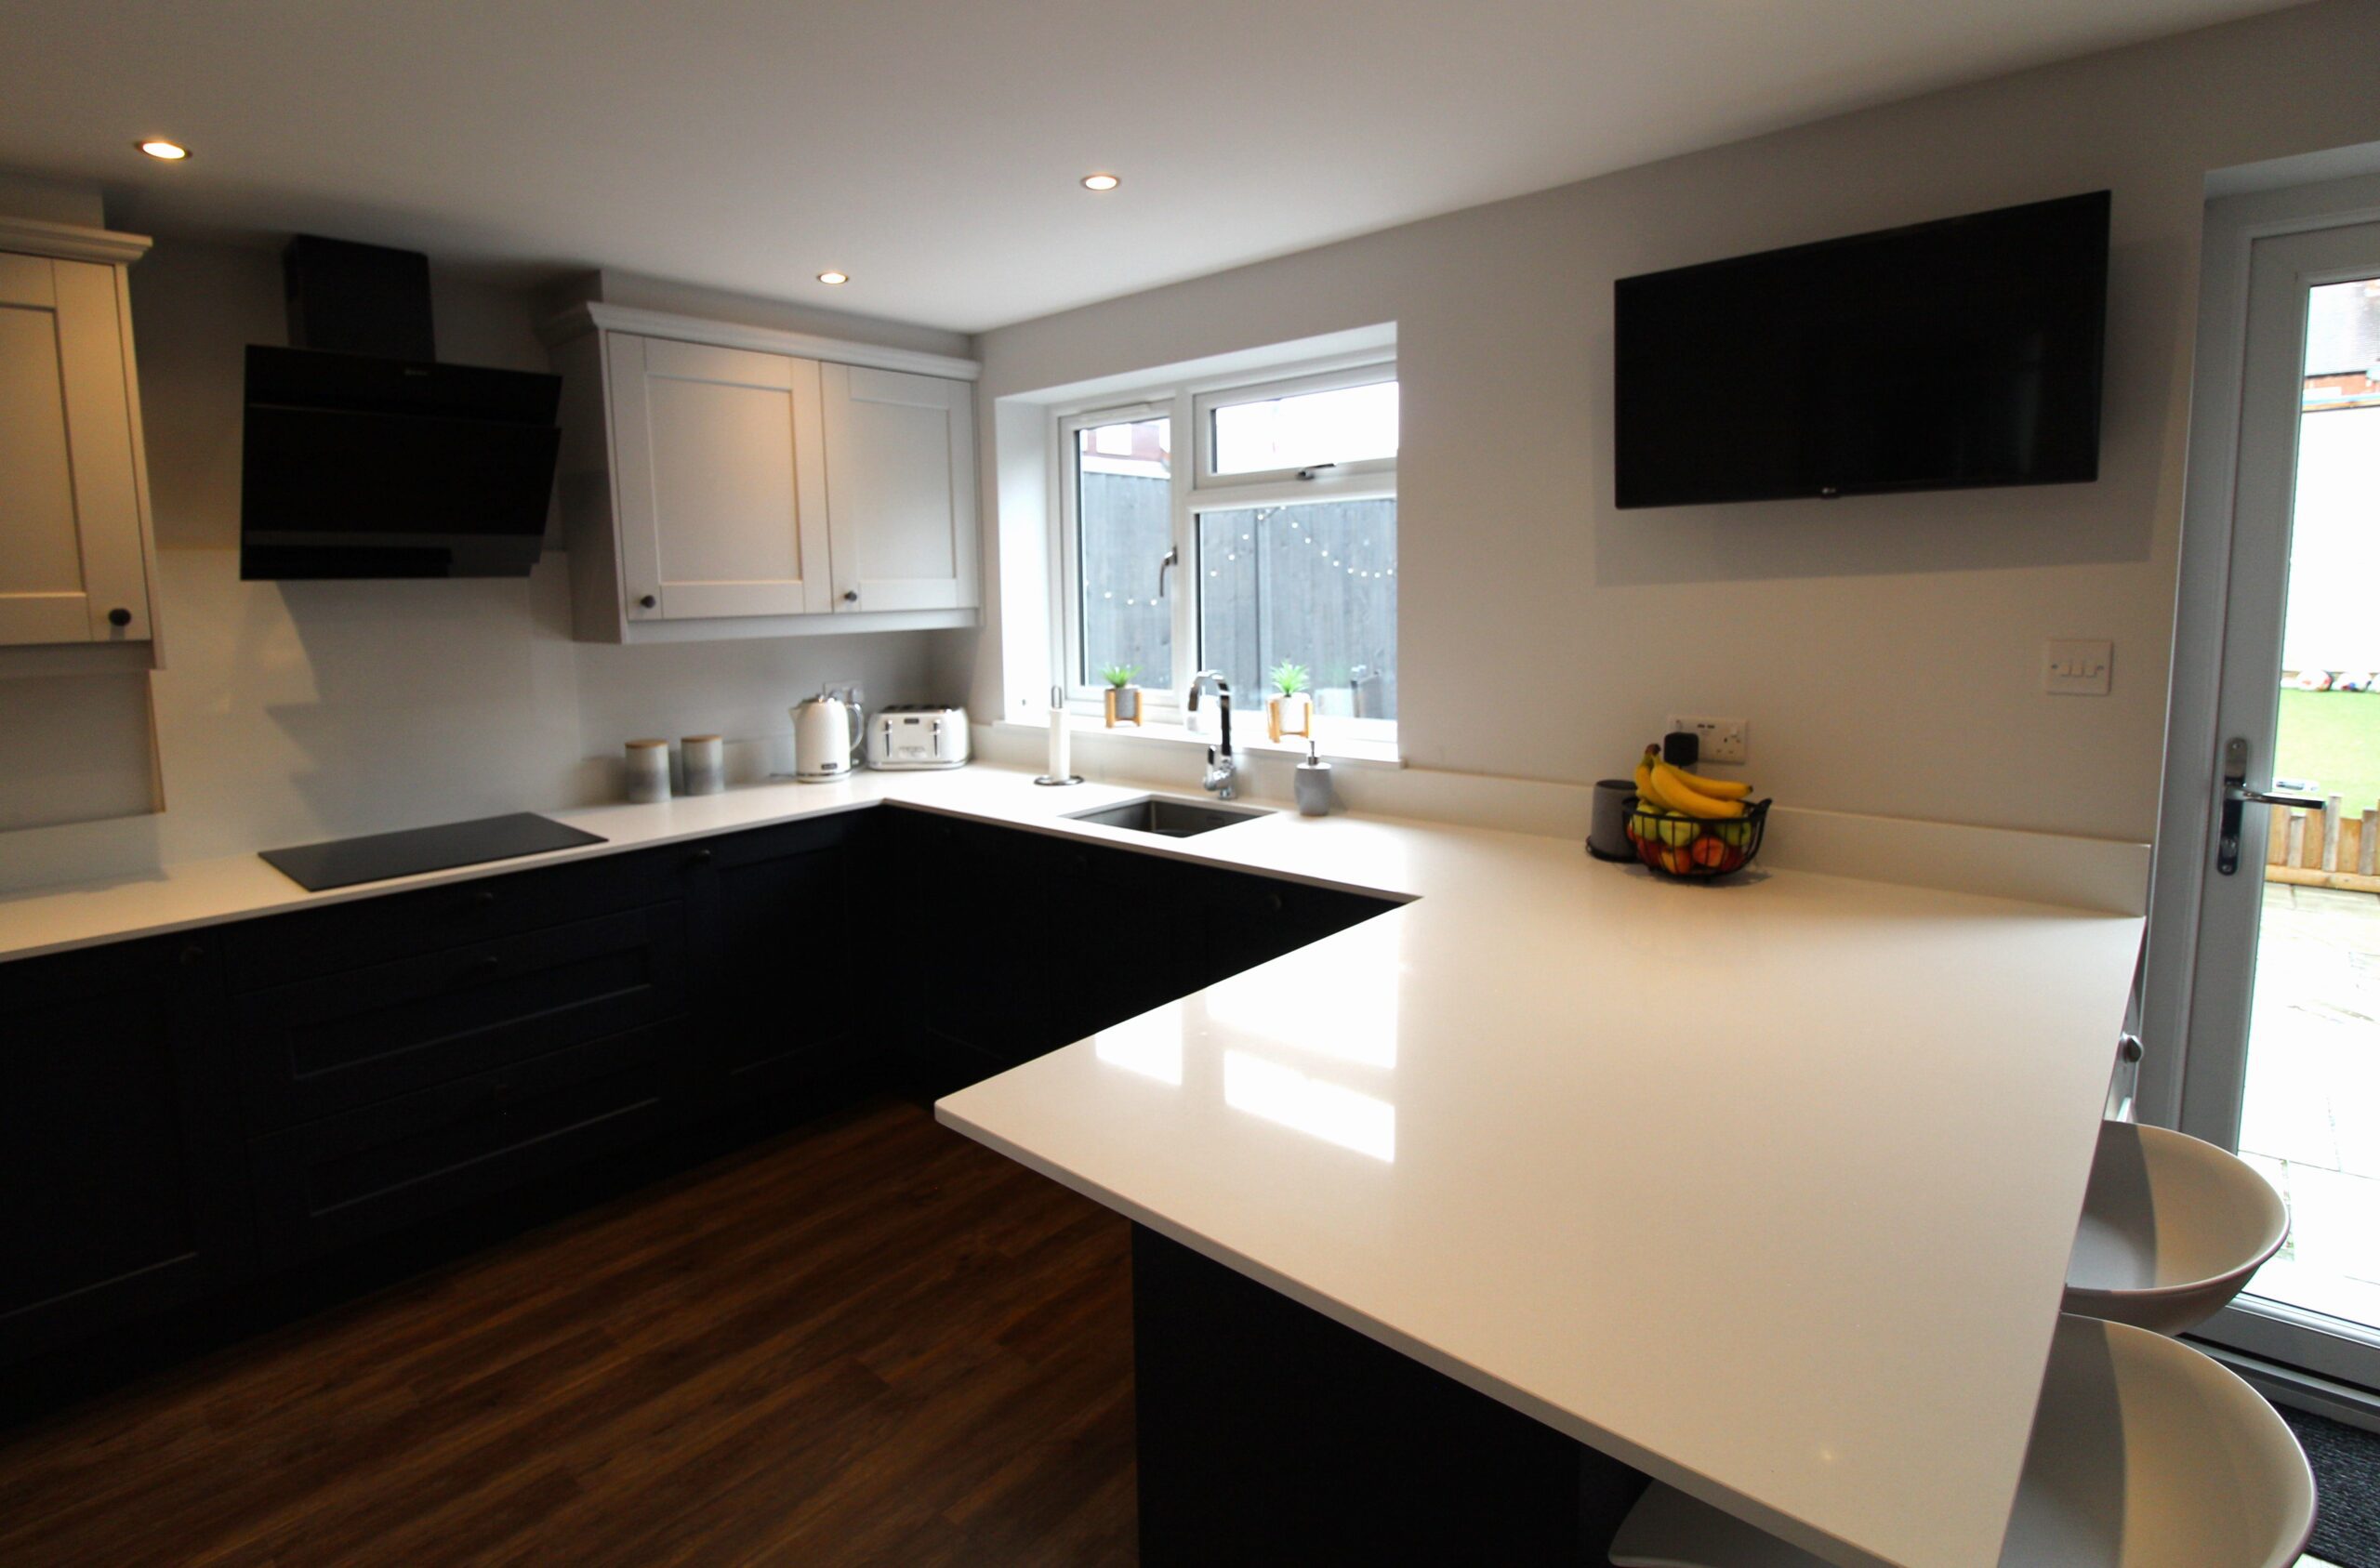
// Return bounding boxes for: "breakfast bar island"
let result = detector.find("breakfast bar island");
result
[936,802,2148,1568]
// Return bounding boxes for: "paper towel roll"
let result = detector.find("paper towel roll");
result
[1047,691,1072,780]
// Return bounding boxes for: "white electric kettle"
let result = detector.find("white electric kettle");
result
[792,687,864,782]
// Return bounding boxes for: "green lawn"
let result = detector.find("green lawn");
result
[2275,688,2380,813]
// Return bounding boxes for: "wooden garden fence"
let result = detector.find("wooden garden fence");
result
[2267,799,2380,891]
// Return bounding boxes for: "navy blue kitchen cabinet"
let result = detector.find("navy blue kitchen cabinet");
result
[0,931,249,1363]
[224,842,707,1268]
[0,802,1395,1372]
[885,808,1053,1088]
[1040,836,1210,1048]
[881,806,1395,1090]
[691,810,879,1105]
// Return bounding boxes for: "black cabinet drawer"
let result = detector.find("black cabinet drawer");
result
[246,1022,687,1266]
[224,843,702,990]
[234,903,689,1130]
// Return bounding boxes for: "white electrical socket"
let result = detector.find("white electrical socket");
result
[1664,714,1748,765]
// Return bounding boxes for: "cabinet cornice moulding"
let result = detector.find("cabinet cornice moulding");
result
[0,216,152,266]
[541,302,980,382]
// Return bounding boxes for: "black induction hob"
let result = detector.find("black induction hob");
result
[258,812,608,892]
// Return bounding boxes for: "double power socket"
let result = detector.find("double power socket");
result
[1664,714,1749,765]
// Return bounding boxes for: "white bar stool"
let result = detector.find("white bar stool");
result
[1609,1314,2314,1568]
[2064,1119,2288,1335]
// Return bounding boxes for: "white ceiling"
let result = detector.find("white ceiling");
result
[2,0,2301,333]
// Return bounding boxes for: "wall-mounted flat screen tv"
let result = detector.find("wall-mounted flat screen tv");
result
[1614,191,2109,508]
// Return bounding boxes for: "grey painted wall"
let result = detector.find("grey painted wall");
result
[964,0,2380,842]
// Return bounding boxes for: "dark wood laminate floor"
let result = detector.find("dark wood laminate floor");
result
[0,1098,1137,1568]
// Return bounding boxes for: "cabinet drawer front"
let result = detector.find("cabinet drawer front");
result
[224,845,696,989]
[236,904,687,1129]
[246,1023,681,1265]
[705,809,861,867]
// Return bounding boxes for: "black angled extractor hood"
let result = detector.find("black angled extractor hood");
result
[240,235,562,580]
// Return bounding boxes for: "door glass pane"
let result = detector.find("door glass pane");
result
[1210,380,1397,476]
[1197,497,1396,721]
[2238,274,2380,1336]
[1077,416,1172,690]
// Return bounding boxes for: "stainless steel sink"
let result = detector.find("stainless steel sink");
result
[1065,797,1271,837]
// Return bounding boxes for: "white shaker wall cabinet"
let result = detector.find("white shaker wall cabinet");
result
[607,334,832,623]
[0,218,159,654]
[547,303,979,644]
[821,363,976,614]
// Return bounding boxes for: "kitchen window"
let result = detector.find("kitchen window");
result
[1059,359,1397,744]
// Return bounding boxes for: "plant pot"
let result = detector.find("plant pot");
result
[1104,686,1143,727]
[1267,692,1313,742]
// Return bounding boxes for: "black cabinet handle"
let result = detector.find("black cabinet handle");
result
[842,589,859,604]
[475,889,498,908]
[178,942,206,967]
[107,607,132,628]
[638,594,657,610]
[689,847,714,865]
[1266,891,1285,913]
[478,955,501,973]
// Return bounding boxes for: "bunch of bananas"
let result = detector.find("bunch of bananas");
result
[1635,744,1750,817]
[1627,744,1761,876]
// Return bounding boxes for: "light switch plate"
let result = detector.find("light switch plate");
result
[1664,714,1748,764]
[2043,639,2113,696]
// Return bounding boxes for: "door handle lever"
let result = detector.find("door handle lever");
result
[2226,784,2325,810]
[2217,735,2324,876]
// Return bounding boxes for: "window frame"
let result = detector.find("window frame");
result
[1057,398,1186,718]
[1053,351,1398,740]
[1193,361,1401,490]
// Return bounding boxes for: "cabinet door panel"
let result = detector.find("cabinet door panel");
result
[0,935,246,1359]
[0,257,149,646]
[822,364,976,613]
[704,815,868,1099]
[886,810,1048,1078]
[607,333,830,622]
[1199,870,1398,983]
[1042,840,1205,1048]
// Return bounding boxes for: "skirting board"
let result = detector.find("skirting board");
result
[977,722,2150,915]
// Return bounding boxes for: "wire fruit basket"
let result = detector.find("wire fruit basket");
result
[1624,796,1772,879]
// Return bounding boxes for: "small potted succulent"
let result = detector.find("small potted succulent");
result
[1100,664,1144,728]
[1266,660,1314,742]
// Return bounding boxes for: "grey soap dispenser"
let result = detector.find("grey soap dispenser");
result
[1295,739,1334,817]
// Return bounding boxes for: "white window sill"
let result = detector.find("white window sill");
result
[1000,716,1403,771]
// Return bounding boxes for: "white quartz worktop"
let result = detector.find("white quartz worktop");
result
[0,765,1317,964]
[924,776,2146,1568]
[2,765,2142,1568]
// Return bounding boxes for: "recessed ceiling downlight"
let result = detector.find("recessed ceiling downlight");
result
[816,270,849,285]
[1080,173,1120,192]
[138,138,189,161]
